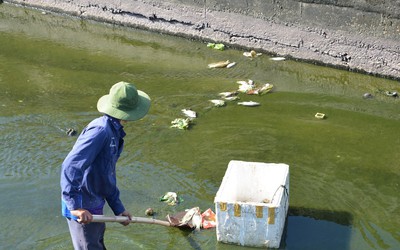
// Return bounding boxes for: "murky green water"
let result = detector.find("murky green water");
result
[1,3,399,250]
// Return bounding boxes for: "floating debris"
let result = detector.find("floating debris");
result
[246,83,274,95]
[363,93,373,99]
[208,60,230,68]
[145,208,154,216]
[237,101,260,107]
[315,113,326,119]
[207,43,225,51]
[171,118,191,130]
[243,50,262,58]
[181,109,197,118]
[237,80,273,95]
[237,79,255,93]
[223,96,240,101]
[226,62,237,68]
[237,79,254,86]
[209,99,226,107]
[270,57,286,61]
[160,192,183,206]
[201,208,217,229]
[66,128,77,136]
[385,91,398,97]
[218,91,238,98]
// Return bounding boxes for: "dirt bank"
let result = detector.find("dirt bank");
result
[3,0,400,80]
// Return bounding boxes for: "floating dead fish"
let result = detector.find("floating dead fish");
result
[226,62,237,68]
[209,99,226,107]
[238,84,254,93]
[385,91,398,97]
[208,60,230,68]
[237,101,260,107]
[181,109,197,118]
[256,83,274,95]
[223,96,240,101]
[237,79,254,86]
[243,50,262,58]
[363,93,373,99]
[218,91,238,98]
[270,57,286,61]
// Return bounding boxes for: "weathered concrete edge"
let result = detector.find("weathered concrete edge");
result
[4,0,400,80]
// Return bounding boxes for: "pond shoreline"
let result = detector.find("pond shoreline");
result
[4,0,400,80]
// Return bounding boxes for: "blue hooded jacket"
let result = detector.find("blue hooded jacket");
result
[61,115,126,219]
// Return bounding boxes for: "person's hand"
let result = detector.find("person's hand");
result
[71,209,93,224]
[118,210,132,226]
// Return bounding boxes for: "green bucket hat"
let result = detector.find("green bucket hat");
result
[97,81,151,121]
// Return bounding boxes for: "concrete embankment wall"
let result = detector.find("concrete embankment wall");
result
[4,0,400,80]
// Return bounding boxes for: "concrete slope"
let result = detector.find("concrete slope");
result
[4,0,400,80]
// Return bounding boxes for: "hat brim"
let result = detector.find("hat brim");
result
[97,90,151,121]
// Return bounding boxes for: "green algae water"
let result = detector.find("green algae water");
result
[1,3,399,250]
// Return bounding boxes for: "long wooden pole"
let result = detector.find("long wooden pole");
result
[91,215,172,227]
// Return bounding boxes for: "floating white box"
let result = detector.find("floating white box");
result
[214,160,289,248]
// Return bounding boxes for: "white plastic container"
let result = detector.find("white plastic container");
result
[214,160,289,248]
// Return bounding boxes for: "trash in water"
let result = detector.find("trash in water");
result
[145,208,154,216]
[66,128,77,136]
[201,208,216,229]
[207,43,225,51]
[167,206,202,231]
[160,192,184,205]
[170,118,191,130]
[237,80,274,95]
[181,109,197,119]
[315,113,326,119]
[385,91,398,97]
[243,50,262,58]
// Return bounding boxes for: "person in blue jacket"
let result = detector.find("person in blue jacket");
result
[60,81,151,249]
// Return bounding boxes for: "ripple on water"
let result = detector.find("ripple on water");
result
[0,113,84,179]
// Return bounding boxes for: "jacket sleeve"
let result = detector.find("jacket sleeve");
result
[60,126,107,211]
[106,186,126,216]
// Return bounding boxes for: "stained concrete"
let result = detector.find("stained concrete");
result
[3,0,400,80]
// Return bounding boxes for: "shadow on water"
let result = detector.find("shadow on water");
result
[283,207,353,250]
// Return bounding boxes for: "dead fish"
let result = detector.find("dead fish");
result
[181,109,197,118]
[180,207,201,230]
[363,93,373,99]
[208,60,230,68]
[270,57,286,61]
[209,99,226,107]
[223,96,240,101]
[237,79,254,86]
[226,62,237,68]
[243,50,262,58]
[385,91,398,97]
[257,83,274,95]
[237,101,260,107]
[218,91,238,98]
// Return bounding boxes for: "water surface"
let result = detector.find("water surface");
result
[0,4,399,250]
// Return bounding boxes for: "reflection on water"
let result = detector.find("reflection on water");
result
[0,3,399,250]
